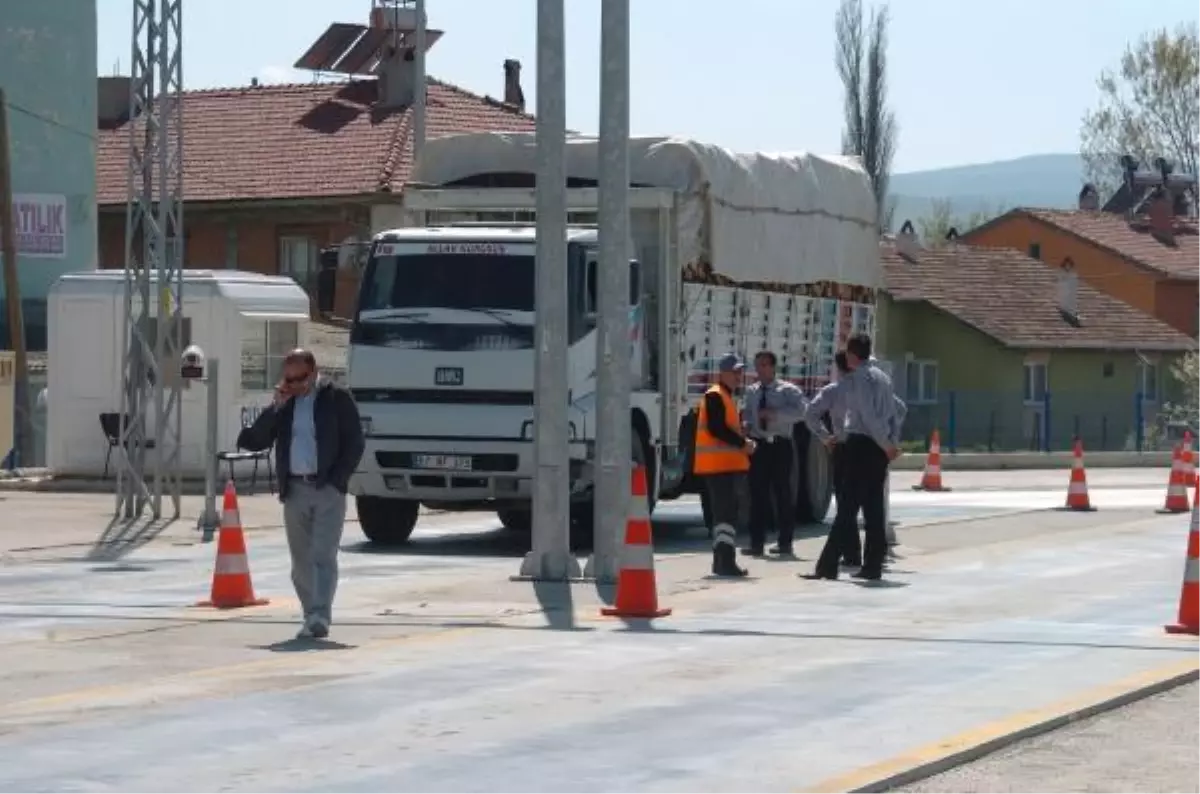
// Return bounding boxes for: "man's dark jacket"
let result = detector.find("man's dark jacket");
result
[237,378,366,501]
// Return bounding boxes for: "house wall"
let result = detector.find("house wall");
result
[880,295,1181,451]
[97,202,373,315]
[0,0,98,351]
[965,214,1198,337]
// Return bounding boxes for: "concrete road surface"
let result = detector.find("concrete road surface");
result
[896,682,1200,793]
[0,469,1196,791]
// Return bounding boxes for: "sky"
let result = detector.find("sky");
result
[95,0,1199,173]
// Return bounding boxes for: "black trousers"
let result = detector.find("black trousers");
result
[829,444,862,565]
[748,438,795,551]
[701,471,746,549]
[816,434,888,575]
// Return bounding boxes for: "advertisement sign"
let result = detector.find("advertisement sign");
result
[12,194,67,258]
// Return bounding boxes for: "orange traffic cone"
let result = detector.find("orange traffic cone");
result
[912,429,950,492]
[1158,445,1191,514]
[601,464,671,619]
[1164,483,1199,636]
[197,481,269,609]
[1063,439,1095,511]
[1182,431,1196,488]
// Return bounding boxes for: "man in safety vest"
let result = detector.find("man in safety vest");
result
[695,353,757,577]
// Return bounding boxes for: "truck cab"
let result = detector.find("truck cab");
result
[348,225,644,544]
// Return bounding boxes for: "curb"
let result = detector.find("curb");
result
[807,657,1200,793]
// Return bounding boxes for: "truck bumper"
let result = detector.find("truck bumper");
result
[351,437,593,503]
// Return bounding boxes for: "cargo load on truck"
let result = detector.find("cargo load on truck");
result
[407,131,880,292]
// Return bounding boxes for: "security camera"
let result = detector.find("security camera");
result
[181,344,206,379]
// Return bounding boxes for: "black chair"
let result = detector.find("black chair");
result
[217,444,275,495]
[99,412,156,479]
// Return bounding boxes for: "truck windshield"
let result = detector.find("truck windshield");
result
[353,247,536,350]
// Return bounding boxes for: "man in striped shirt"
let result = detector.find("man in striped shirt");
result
[803,337,906,581]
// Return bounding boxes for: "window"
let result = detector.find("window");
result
[1023,361,1048,404]
[1138,361,1159,402]
[279,236,317,291]
[1028,242,1042,260]
[240,317,300,392]
[904,359,938,404]
[583,253,641,315]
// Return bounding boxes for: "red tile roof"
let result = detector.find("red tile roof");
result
[976,208,1199,281]
[881,239,1196,351]
[95,78,536,205]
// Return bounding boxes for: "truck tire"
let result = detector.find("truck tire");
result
[496,508,532,532]
[792,423,834,524]
[356,495,419,545]
[572,425,655,532]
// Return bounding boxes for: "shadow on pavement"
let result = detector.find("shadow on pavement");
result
[254,637,357,652]
[86,515,179,562]
[341,510,839,562]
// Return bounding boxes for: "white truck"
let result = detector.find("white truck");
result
[347,132,882,544]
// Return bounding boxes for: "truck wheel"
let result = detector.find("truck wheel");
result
[792,424,833,524]
[573,425,655,532]
[496,508,532,532]
[356,496,419,545]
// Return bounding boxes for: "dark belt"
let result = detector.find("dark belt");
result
[289,473,319,483]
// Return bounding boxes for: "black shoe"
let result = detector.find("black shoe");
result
[769,544,796,557]
[852,568,882,581]
[841,558,862,568]
[714,546,749,577]
[741,546,765,557]
[801,570,838,581]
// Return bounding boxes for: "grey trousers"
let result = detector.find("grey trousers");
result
[283,480,348,625]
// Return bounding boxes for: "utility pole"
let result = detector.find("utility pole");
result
[585,0,632,584]
[412,0,427,163]
[0,89,33,469]
[117,0,184,520]
[518,0,579,581]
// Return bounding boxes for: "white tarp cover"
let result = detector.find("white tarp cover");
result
[408,132,881,288]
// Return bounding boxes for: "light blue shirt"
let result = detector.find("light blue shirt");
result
[842,360,906,451]
[806,375,908,445]
[289,390,318,475]
[741,377,808,440]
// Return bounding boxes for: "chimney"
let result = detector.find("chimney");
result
[1147,187,1176,244]
[97,76,133,128]
[944,227,959,243]
[895,219,919,261]
[1078,183,1099,211]
[503,59,525,112]
[1057,258,1079,322]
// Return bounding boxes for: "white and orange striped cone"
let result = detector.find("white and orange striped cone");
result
[197,480,269,609]
[1063,439,1095,511]
[911,429,951,492]
[1164,482,1199,636]
[1182,431,1196,488]
[601,464,671,619]
[1158,444,1191,514]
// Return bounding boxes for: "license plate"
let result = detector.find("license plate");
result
[412,453,473,471]
[435,367,464,386]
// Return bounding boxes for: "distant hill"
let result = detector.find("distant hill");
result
[889,153,1084,231]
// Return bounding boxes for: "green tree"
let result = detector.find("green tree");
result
[1080,24,1200,198]
[916,199,1003,246]
[1164,352,1199,430]
[835,0,897,230]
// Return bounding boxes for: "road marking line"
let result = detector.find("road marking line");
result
[805,656,1200,793]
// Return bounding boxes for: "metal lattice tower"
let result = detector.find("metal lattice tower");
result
[116,0,184,520]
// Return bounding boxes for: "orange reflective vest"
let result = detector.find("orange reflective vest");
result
[693,384,750,475]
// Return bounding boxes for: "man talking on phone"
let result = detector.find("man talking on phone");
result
[238,348,365,639]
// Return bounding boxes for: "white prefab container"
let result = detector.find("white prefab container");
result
[46,270,311,478]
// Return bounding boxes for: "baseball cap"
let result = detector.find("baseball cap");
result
[717,353,744,373]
